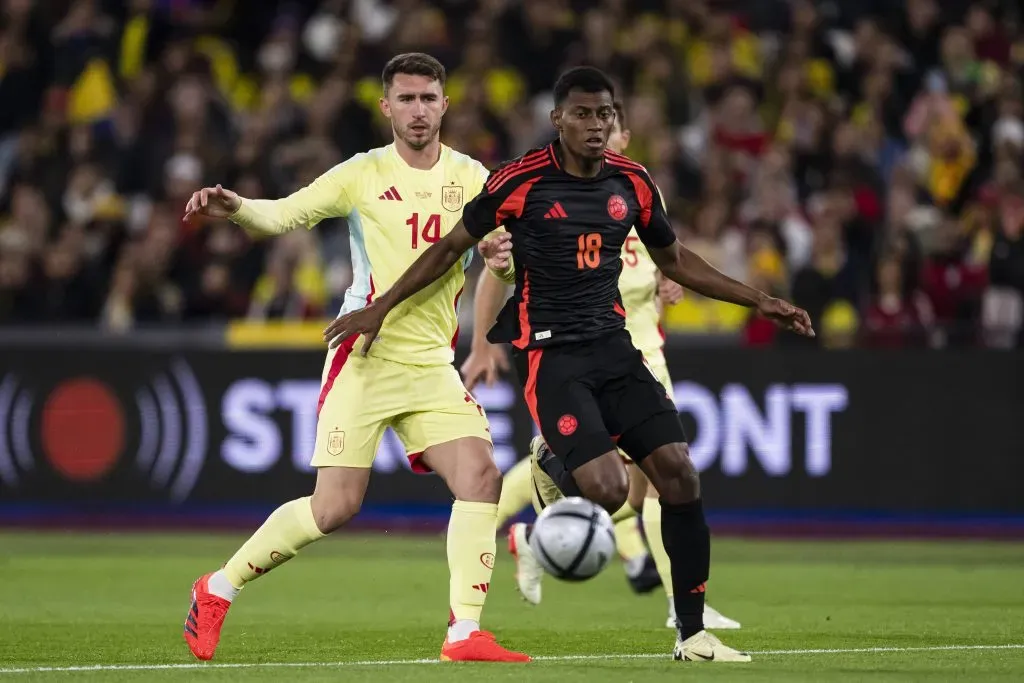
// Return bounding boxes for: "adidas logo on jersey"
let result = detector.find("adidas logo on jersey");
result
[544,202,568,219]
[378,186,403,201]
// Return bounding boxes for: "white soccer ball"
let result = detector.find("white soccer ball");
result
[528,497,616,581]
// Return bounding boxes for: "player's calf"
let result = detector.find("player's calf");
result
[421,437,528,659]
[639,442,709,641]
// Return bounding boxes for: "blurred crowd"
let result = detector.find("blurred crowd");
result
[0,0,1023,348]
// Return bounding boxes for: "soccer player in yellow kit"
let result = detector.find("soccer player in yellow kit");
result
[462,102,740,631]
[179,53,528,664]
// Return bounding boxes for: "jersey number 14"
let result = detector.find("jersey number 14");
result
[408,213,442,249]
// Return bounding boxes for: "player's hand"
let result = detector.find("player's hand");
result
[657,278,685,305]
[460,344,510,391]
[183,184,242,222]
[757,296,815,337]
[322,300,389,355]
[479,232,512,270]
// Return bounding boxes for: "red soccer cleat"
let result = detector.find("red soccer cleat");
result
[440,631,531,662]
[183,572,232,661]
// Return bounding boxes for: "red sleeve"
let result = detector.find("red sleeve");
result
[463,154,549,239]
[621,170,676,249]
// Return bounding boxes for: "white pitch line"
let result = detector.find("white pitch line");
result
[1,644,1022,675]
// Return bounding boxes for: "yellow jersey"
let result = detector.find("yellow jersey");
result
[619,229,664,359]
[230,143,489,366]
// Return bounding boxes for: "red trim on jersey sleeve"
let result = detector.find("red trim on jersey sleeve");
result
[486,149,549,193]
[512,269,532,349]
[622,171,653,228]
[495,176,542,226]
[613,301,626,317]
[488,160,549,195]
[604,149,647,172]
[366,275,376,304]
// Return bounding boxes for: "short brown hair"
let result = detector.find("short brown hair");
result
[613,101,627,130]
[382,53,446,94]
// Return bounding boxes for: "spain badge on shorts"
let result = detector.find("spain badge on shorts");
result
[442,184,464,212]
[327,430,345,456]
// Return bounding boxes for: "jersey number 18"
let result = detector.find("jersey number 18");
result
[576,233,602,269]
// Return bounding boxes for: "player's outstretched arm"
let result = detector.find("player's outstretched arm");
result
[649,241,815,337]
[184,163,354,239]
[460,264,511,390]
[323,221,480,353]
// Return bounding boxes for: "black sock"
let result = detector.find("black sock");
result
[538,447,583,498]
[660,499,710,639]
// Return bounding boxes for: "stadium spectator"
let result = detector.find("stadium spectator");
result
[0,0,1021,351]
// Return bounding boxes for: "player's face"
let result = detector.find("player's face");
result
[552,89,616,160]
[607,119,631,155]
[380,74,448,151]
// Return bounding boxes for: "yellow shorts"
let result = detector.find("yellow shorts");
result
[619,351,675,464]
[311,338,491,472]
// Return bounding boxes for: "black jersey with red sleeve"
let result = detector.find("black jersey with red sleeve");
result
[462,141,677,350]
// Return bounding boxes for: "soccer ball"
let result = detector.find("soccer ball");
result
[528,497,616,581]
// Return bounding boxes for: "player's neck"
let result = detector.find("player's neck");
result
[555,140,603,178]
[393,137,443,170]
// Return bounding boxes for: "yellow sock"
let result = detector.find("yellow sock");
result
[222,497,325,588]
[496,458,533,527]
[642,496,673,597]
[613,516,646,561]
[447,500,498,624]
[611,501,637,523]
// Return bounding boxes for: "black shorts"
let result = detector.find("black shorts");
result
[513,330,687,471]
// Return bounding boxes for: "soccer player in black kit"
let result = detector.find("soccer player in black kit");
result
[326,67,815,663]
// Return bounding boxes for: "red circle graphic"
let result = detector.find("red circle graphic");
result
[607,195,628,221]
[41,378,125,482]
[557,414,578,436]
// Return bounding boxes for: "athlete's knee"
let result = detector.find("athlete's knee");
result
[575,457,629,514]
[645,443,700,505]
[449,454,502,503]
[309,489,360,533]
[310,467,369,533]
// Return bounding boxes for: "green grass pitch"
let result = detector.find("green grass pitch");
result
[2,531,1024,681]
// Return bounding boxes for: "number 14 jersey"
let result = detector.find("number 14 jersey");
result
[462,141,677,351]
[231,144,488,366]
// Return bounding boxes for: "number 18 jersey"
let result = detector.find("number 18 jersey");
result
[462,141,676,351]
[231,144,489,366]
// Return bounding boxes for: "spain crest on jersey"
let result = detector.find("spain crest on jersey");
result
[327,430,345,455]
[442,185,464,212]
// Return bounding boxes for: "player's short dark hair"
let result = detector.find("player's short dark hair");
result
[613,101,627,130]
[382,53,446,94]
[552,66,615,106]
